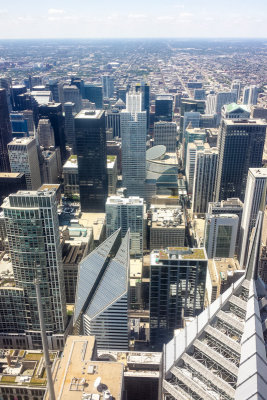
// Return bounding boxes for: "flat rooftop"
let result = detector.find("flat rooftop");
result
[8,137,34,146]
[75,109,104,119]
[0,172,23,179]
[79,212,105,242]
[151,207,184,229]
[151,247,207,264]
[249,168,267,178]
[106,196,144,206]
[225,118,267,126]
[50,336,123,400]
[0,349,57,389]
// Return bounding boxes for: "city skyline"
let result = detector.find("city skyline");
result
[0,0,266,39]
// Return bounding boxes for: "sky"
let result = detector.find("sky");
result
[0,0,266,39]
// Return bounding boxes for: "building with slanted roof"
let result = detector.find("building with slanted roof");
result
[221,102,250,119]
[161,211,267,400]
[74,229,130,350]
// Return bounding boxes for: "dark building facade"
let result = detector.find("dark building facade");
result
[0,172,26,204]
[149,247,207,350]
[84,84,103,109]
[10,85,27,110]
[215,119,267,202]
[75,110,108,212]
[38,102,66,160]
[136,82,150,129]
[155,95,173,123]
[0,88,12,172]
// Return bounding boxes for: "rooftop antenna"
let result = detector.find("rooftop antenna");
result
[35,276,56,400]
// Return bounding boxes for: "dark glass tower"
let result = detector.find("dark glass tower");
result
[84,84,103,109]
[155,94,173,122]
[75,110,108,212]
[38,102,66,160]
[0,88,12,172]
[215,119,267,202]
[136,82,150,130]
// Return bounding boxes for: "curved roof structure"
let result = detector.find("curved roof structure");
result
[146,145,166,161]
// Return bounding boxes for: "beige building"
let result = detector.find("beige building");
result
[107,155,118,195]
[47,336,124,400]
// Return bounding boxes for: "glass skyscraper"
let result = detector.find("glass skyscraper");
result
[75,109,108,212]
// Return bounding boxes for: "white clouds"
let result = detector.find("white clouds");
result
[174,4,185,9]
[179,12,193,18]
[48,9,65,15]
[128,14,147,19]
[157,16,175,21]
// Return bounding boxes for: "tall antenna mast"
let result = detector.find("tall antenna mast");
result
[35,278,56,400]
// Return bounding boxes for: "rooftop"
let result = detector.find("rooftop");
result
[75,109,104,119]
[106,196,144,206]
[151,207,184,229]
[151,247,207,264]
[225,118,267,126]
[79,212,105,242]
[49,336,124,400]
[224,102,250,113]
[249,167,267,178]
[0,172,24,179]
[8,137,34,146]
[0,349,57,389]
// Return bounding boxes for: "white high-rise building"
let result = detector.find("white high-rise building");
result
[102,75,114,99]
[206,91,237,124]
[64,102,76,152]
[106,195,145,257]
[154,121,177,152]
[185,140,204,195]
[62,85,82,113]
[37,118,55,148]
[1,186,67,349]
[8,137,41,190]
[239,168,267,267]
[192,144,218,214]
[204,213,239,259]
[121,92,147,197]
[243,85,258,105]
[231,80,242,99]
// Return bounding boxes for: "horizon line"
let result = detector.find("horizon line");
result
[0,37,267,41]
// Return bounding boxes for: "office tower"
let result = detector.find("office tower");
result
[239,168,267,267]
[199,113,217,128]
[208,197,243,255]
[206,91,237,124]
[41,149,61,184]
[84,84,103,109]
[107,155,118,195]
[0,172,26,204]
[10,112,28,136]
[1,187,67,349]
[0,88,12,172]
[243,85,258,105]
[150,247,208,350]
[121,92,147,197]
[194,89,206,100]
[37,118,55,148]
[221,103,250,119]
[183,111,200,133]
[106,108,121,138]
[231,79,242,99]
[62,85,82,113]
[162,212,267,400]
[215,119,267,202]
[0,76,12,111]
[150,206,185,250]
[102,75,114,98]
[64,102,76,152]
[8,137,41,190]
[136,82,150,129]
[106,196,144,257]
[75,110,107,212]
[155,95,173,122]
[47,79,60,102]
[117,86,127,103]
[183,127,206,166]
[38,102,66,160]
[74,229,129,350]
[71,76,85,98]
[154,121,177,152]
[251,106,267,119]
[179,98,205,139]
[63,155,79,198]
[10,85,27,110]
[204,214,239,258]
[259,208,267,284]
[192,145,218,214]
[185,140,205,194]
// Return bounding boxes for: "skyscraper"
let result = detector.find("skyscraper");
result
[62,85,82,113]
[37,118,55,148]
[135,82,150,130]
[239,168,267,267]
[154,121,177,152]
[102,75,114,99]
[64,102,76,152]
[106,196,145,257]
[185,140,204,194]
[1,186,67,349]
[150,247,208,350]
[243,85,258,105]
[0,88,12,172]
[75,109,108,212]
[84,84,103,109]
[162,212,267,400]
[74,229,129,350]
[8,137,41,190]
[231,79,242,99]
[121,92,147,197]
[215,119,267,202]
[155,95,173,122]
[192,144,218,214]
[206,91,238,125]
[204,214,239,258]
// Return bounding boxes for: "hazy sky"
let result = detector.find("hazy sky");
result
[0,0,266,39]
